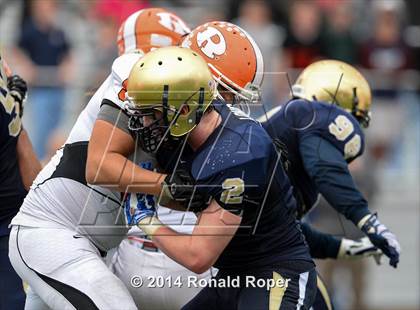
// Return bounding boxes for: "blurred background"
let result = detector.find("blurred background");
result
[0,0,419,309]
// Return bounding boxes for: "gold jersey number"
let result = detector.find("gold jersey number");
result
[328,115,361,160]
[220,178,244,204]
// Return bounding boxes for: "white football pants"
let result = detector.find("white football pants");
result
[9,225,137,310]
[107,236,215,310]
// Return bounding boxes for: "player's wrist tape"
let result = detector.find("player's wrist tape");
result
[357,213,373,229]
[337,238,356,259]
[337,238,349,259]
[137,216,163,237]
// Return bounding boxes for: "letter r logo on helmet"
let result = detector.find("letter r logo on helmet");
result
[196,27,226,59]
[182,21,264,105]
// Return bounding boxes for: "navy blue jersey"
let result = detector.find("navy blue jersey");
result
[181,102,313,271]
[0,61,26,235]
[263,99,370,224]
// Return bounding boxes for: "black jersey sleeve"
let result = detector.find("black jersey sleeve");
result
[301,222,341,259]
[299,134,371,224]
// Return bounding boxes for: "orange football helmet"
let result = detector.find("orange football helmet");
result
[117,8,190,55]
[182,21,264,104]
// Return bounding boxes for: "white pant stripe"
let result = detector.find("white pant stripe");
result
[297,271,309,309]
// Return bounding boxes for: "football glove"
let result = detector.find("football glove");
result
[337,237,383,264]
[124,192,156,226]
[359,213,401,268]
[7,75,27,117]
[159,169,208,212]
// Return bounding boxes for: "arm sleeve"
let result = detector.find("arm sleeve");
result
[97,100,130,135]
[301,222,341,259]
[299,135,371,224]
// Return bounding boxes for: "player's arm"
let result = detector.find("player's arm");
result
[86,104,165,196]
[86,103,199,210]
[125,165,244,273]
[300,135,400,267]
[130,197,240,274]
[16,128,41,190]
[301,222,381,261]
[6,70,41,189]
[301,222,341,259]
[300,135,370,224]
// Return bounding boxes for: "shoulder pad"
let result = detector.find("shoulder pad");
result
[102,53,143,109]
[111,53,143,84]
[283,99,317,130]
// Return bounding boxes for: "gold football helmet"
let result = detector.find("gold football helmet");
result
[292,60,372,127]
[126,46,216,151]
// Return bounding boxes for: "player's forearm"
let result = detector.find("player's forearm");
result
[301,222,341,259]
[87,119,165,195]
[141,223,213,274]
[300,136,371,224]
[316,176,371,225]
[137,202,239,274]
[16,129,42,190]
[86,151,164,196]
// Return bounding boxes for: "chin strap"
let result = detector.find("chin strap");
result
[162,85,169,126]
[195,87,205,124]
[351,87,371,128]
[351,87,359,113]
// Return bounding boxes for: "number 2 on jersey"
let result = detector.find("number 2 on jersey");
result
[220,178,244,204]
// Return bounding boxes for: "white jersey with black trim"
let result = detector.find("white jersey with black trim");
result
[66,52,142,144]
[11,52,195,251]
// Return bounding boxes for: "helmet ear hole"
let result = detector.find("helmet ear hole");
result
[178,57,182,61]
[158,61,163,65]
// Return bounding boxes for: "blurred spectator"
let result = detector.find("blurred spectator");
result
[227,0,285,25]
[322,2,357,64]
[283,0,323,69]
[12,0,73,160]
[359,0,414,71]
[358,0,414,96]
[89,16,119,89]
[234,0,285,115]
[91,0,149,25]
[84,0,150,96]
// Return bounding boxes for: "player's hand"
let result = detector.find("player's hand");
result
[359,213,401,268]
[337,237,383,264]
[124,192,156,225]
[159,169,208,211]
[7,75,27,117]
